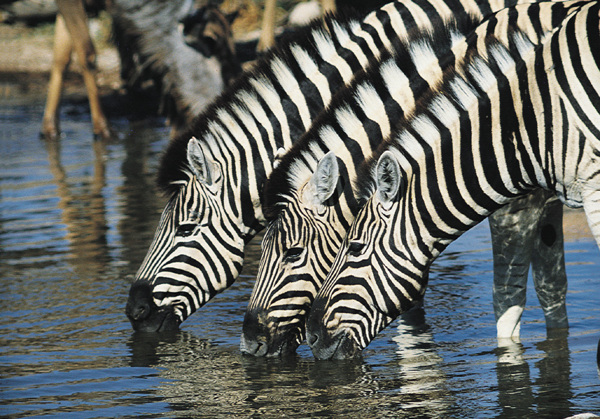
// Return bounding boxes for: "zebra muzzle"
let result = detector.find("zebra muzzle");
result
[125,281,180,333]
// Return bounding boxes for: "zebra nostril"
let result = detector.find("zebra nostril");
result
[255,340,268,357]
[307,331,319,347]
[133,303,150,320]
[240,332,269,357]
[126,281,157,323]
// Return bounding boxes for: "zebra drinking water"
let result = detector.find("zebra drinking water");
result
[306,0,600,359]
[125,1,457,331]
[242,0,585,356]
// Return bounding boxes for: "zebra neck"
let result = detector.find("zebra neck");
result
[383,37,546,264]
[543,2,600,208]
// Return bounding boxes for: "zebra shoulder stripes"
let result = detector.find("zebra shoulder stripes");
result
[241,0,585,356]
[306,1,600,359]
[125,0,471,331]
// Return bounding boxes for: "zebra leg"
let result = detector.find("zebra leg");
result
[489,192,544,339]
[530,192,568,331]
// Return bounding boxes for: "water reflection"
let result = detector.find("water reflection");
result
[43,136,110,273]
[494,330,573,417]
[1,105,598,418]
[122,307,463,417]
[495,338,536,417]
[391,306,452,415]
[535,332,573,417]
[117,122,169,271]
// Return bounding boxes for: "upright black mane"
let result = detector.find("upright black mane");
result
[263,13,480,219]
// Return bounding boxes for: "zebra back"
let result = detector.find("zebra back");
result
[307,1,599,360]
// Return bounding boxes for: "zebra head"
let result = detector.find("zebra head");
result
[241,152,351,356]
[307,151,427,359]
[126,137,246,332]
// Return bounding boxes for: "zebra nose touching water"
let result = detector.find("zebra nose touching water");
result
[307,1,600,360]
[126,0,596,362]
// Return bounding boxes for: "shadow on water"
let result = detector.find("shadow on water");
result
[1,102,599,418]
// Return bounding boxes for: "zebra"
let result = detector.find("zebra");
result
[306,0,600,360]
[241,0,585,356]
[126,0,487,331]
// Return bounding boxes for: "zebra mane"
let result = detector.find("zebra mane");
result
[354,28,538,202]
[156,7,365,197]
[263,13,480,220]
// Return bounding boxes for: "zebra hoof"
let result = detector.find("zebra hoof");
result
[125,281,179,332]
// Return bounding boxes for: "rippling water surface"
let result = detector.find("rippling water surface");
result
[1,103,599,418]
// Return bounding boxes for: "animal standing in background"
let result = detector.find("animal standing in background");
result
[241,0,582,357]
[180,5,242,89]
[111,0,243,137]
[41,0,241,140]
[306,1,600,360]
[41,0,110,140]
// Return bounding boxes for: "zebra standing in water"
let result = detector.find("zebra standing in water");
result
[241,0,585,356]
[125,1,467,331]
[306,1,600,360]
[124,0,565,334]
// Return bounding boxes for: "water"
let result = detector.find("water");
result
[1,102,599,418]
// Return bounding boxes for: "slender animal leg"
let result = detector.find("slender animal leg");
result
[531,193,568,330]
[42,13,73,139]
[257,0,277,52]
[49,0,111,139]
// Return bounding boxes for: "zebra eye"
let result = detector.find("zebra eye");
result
[283,247,304,262]
[348,241,365,256]
[176,223,197,237]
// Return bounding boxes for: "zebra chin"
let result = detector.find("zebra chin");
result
[125,281,181,333]
[240,311,301,357]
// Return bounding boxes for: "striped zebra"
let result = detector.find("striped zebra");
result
[241,0,584,356]
[126,0,484,331]
[306,0,600,359]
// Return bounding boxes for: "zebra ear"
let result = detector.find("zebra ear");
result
[187,137,213,184]
[304,151,339,206]
[376,151,401,206]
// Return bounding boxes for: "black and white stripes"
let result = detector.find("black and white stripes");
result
[127,1,478,331]
[307,1,600,359]
[241,0,585,356]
